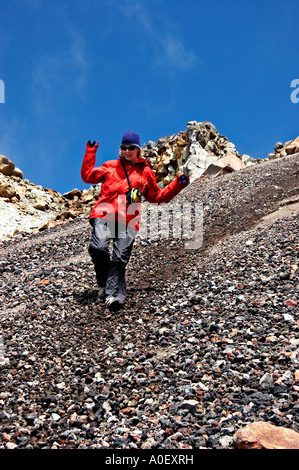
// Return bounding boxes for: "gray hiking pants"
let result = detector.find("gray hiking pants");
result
[88,218,136,304]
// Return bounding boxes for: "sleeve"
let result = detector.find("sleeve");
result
[144,167,189,204]
[81,142,107,184]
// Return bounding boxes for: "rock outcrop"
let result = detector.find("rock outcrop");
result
[143,121,252,186]
[268,136,299,161]
[0,155,23,178]
[0,163,99,239]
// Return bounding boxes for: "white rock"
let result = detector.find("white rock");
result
[51,413,61,421]
[283,314,294,322]
[259,373,273,388]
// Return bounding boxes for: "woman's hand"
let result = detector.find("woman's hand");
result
[87,140,99,148]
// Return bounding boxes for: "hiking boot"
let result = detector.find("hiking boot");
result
[105,296,122,311]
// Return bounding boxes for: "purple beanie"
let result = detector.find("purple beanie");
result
[121,130,140,148]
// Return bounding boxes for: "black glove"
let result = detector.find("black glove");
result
[87,140,97,147]
[178,174,189,184]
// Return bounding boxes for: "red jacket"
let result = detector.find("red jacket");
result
[81,143,189,231]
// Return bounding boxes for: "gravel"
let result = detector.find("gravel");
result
[0,153,298,449]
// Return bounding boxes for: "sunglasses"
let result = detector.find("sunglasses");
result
[120,145,138,151]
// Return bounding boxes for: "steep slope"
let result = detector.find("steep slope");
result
[0,153,298,449]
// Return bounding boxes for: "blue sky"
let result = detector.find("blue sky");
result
[0,0,298,194]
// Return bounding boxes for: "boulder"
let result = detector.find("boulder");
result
[185,143,218,180]
[0,181,16,199]
[202,154,246,178]
[33,197,48,211]
[0,155,15,176]
[233,421,299,449]
[62,188,82,199]
[13,167,23,179]
[274,142,284,152]
[285,136,299,155]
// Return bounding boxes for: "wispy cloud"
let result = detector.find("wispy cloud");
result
[161,35,197,70]
[68,29,90,93]
[105,0,199,70]
[31,28,90,117]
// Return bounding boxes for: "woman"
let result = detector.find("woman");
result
[81,130,189,311]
